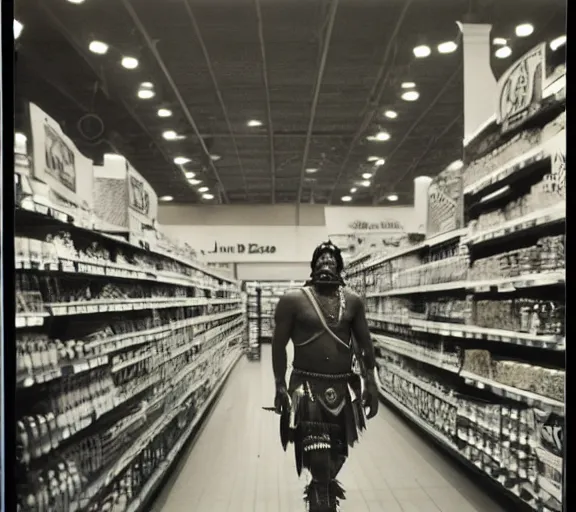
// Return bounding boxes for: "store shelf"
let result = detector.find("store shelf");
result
[366,280,468,297]
[18,355,110,388]
[463,202,565,247]
[409,319,565,351]
[16,313,49,328]
[468,271,565,293]
[460,371,564,416]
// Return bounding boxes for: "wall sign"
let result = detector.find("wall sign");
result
[347,219,403,231]
[205,242,277,255]
[497,43,546,133]
[324,206,416,234]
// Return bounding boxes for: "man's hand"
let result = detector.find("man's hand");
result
[274,385,291,415]
[362,375,379,419]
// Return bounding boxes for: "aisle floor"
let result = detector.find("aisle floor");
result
[151,346,508,512]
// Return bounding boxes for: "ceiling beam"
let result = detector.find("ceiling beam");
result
[121,0,230,203]
[295,0,339,217]
[327,0,414,203]
[254,0,277,204]
[182,0,249,200]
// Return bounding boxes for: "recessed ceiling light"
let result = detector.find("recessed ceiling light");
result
[202,193,215,200]
[401,91,420,101]
[367,156,380,162]
[140,82,154,89]
[550,35,566,51]
[371,131,390,141]
[447,159,464,171]
[160,195,173,202]
[387,194,398,202]
[384,110,398,119]
[306,168,318,174]
[515,23,534,37]
[89,41,108,55]
[188,179,202,185]
[493,38,507,46]
[401,82,416,89]
[210,155,221,161]
[163,130,178,140]
[185,171,196,179]
[375,159,385,166]
[495,46,512,59]
[413,45,431,58]
[121,57,139,69]
[341,196,352,202]
[137,89,155,99]
[14,20,23,39]
[198,187,209,193]
[350,187,357,193]
[438,41,458,54]
[247,120,263,127]
[67,0,86,3]
[174,157,191,165]
[362,173,373,179]
[361,180,371,187]
[157,108,172,118]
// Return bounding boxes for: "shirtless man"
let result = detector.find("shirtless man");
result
[272,241,378,512]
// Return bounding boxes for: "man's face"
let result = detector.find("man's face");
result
[315,251,337,273]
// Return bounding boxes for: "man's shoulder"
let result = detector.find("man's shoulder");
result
[343,288,361,303]
[279,287,305,303]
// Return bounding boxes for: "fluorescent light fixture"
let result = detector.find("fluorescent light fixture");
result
[306,168,318,174]
[157,108,172,118]
[198,187,209,193]
[174,157,191,165]
[515,23,534,37]
[413,45,431,58]
[375,159,386,167]
[350,187,357,193]
[361,180,371,187]
[247,120,263,127]
[341,196,352,202]
[550,35,566,51]
[387,194,398,202]
[447,159,464,171]
[210,155,221,161]
[185,171,196,179]
[401,90,420,101]
[493,38,507,46]
[67,0,86,3]
[121,57,139,69]
[401,82,416,89]
[202,193,215,200]
[188,179,202,185]
[384,110,398,119]
[362,173,373,179]
[137,89,155,99]
[89,41,109,55]
[438,41,458,54]
[495,46,512,59]
[14,20,23,39]
[159,195,173,201]
[15,133,27,143]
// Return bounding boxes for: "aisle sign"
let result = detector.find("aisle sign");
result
[496,43,546,133]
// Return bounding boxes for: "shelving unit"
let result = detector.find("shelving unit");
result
[349,48,565,512]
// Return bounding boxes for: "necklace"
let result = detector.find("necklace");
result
[312,288,342,323]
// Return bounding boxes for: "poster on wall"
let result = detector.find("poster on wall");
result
[28,103,94,211]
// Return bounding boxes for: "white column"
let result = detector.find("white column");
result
[457,23,498,140]
[413,176,433,235]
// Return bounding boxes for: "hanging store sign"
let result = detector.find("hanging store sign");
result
[496,43,546,133]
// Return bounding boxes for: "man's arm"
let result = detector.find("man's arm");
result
[351,296,376,373]
[272,291,295,388]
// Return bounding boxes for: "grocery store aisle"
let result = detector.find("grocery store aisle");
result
[151,345,507,512]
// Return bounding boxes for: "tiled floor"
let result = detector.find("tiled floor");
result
[151,345,509,512]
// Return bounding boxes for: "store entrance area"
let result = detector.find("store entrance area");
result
[150,346,506,512]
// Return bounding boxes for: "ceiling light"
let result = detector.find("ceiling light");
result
[247,120,263,127]
[373,131,390,141]
[515,23,534,37]
[137,89,155,99]
[350,187,357,193]
[306,168,318,174]
[188,179,202,185]
[438,41,458,54]
[401,91,420,101]
[210,155,221,161]
[493,38,507,46]
[447,159,464,171]
[121,57,139,69]
[185,171,196,179]
[89,41,109,55]
[495,46,512,59]
[413,45,431,58]
[174,157,191,165]
[198,187,209,193]
[140,82,154,89]
[375,159,385,166]
[202,193,215,200]
[367,156,380,162]
[550,35,566,51]
[387,194,398,202]
[67,0,86,3]
[341,196,352,202]
[14,20,23,39]
[160,195,173,202]
[362,173,373,179]
[157,108,172,118]
[384,110,398,119]
[401,82,416,89]
[361,180,371,187]
[163,130,178,140]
